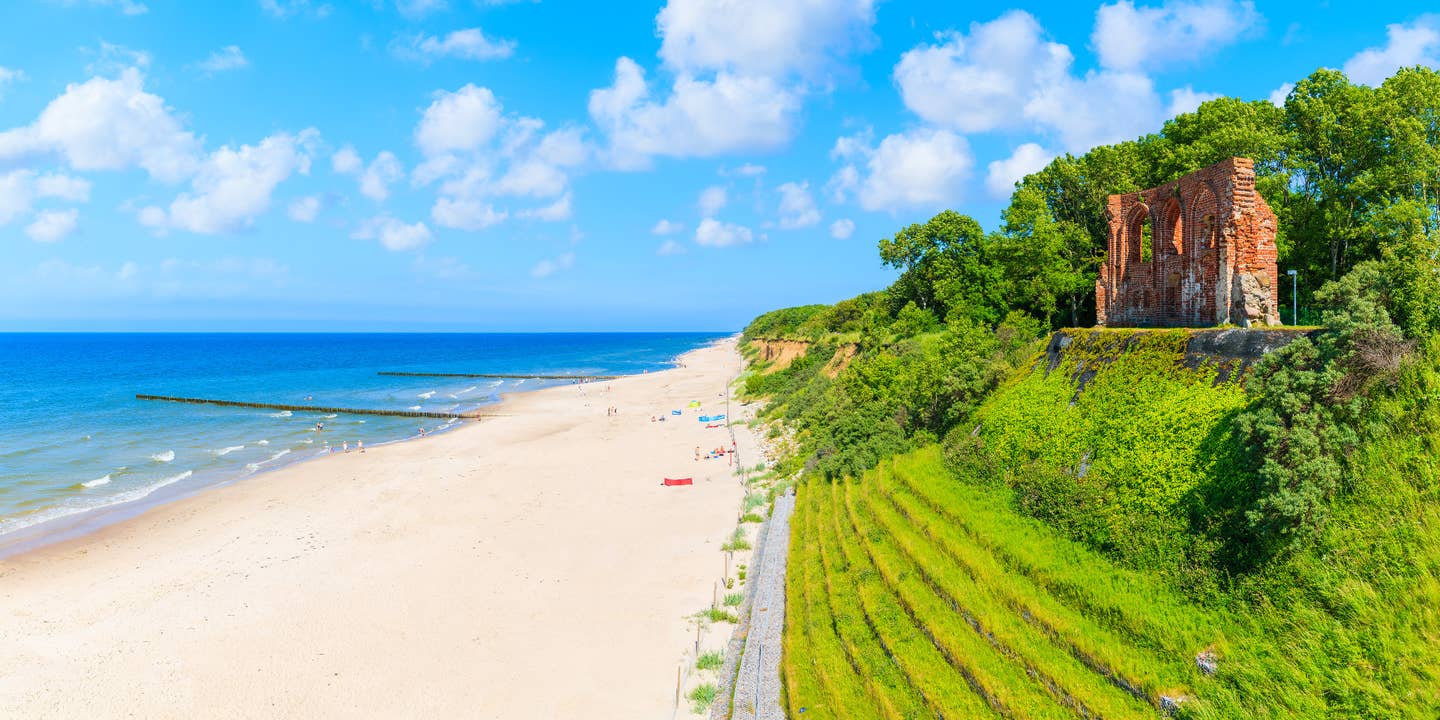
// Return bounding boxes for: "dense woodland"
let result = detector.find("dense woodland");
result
[744,67,1440,716]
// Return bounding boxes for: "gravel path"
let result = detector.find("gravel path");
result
[712,488,794,720]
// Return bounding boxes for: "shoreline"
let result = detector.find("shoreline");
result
[0,336,748,718]
[0,344,705,562]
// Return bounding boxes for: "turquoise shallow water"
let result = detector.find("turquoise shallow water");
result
[0,332,724,546]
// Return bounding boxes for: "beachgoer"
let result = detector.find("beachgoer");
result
[695,446,700,461]
[343,441,350,453]
[358,440,365,453]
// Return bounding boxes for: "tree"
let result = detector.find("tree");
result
[878,210,1005,325]
[993,185,1099,327]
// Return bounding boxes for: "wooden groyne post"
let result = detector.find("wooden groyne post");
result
[377,371,620,381]
[135,394,484,420]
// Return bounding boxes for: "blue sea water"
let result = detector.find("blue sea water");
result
[0,333,724,550]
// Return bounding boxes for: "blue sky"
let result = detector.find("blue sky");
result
[0,0,1434,331]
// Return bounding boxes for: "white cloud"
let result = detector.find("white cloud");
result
[733,163,766,176]
[985,143,1052,198]
[331,145,363,174]
[656,0,876,78]
[657,239,686,255]
[652,219,683,235]
[894,11,1072,133]
[777,181,820,229]
[288,195,321,222]
[1166,86,1222,116]
[415,84,506,157]
[197,45,248,73]
[698,185,727,216]
[1343,15,1440,86]
[150,129,318,234]
[1093,0,1261,71]
[352,215,433,251]
[359,151,404,202]
[432,197,507,230]
[831,128,973,213]
[392,27,516,63]
[35,173,91,202]
[260,0,332,19]
[694,217,753,247]
[1268,82,1294,107]
[0,171,35,225]
[530,251,575,278]
[517,193,572,222]
[1025,70,1164,153]
[824,163,858,204]
[829,218,854,239]
[588,57,799,168]
[0,66,23,99]
[25,209,79,242]
[396,0,446,19]
[55,0,148,15]
[0,68,201,183]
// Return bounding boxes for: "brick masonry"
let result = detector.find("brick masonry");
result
[1096,157,1281,327]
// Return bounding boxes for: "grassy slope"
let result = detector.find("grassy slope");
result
[782,330,1440,718]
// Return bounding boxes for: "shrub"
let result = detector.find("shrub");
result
[696,651,724,671]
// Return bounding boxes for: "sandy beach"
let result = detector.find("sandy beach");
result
[0,338,753,719]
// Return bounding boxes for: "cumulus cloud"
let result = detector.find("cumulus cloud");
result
[656,0,876,78]
[1092,0,1261,71]
[352,214,433,251]
[694,217,753,247]
[830,128,973,213]
[415,84,506,157]
[331,145,363,174]
[530,251,575,278]
[145,129,319,234]
[652,219,683,235]
[0,170,91,227]
[260,0,332,19]
[1166,86,1223,116]
[1268,82,1294,107]
[698,185,727,216]
[359,151,404,202]
[1343,15,1440,86]
[657,239,686,255]
[829,218,855,239]
[413,88,588,230]
[35,173,91,201]
[391,27,516,63]
[894,11,1071,133]
[985,143,1052,198]
[588,58,799,168]
[287,195,321,222]
[0,68,201,183]
[197,45,248,73]
[25,209,79,242]
[0,66,23,99]
[1025,70,1164,153]
[54,0,148,15]
[777,181,820,229]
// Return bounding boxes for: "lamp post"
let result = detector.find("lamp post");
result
[1286,269,1298,325]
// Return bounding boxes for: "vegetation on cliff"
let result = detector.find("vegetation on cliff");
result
[743,65,1440,717]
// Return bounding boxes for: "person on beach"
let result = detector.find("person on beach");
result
[695,446,700,461]
[343,441,350,453]
[358,440,365,453]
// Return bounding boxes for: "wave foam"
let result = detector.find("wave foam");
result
[150,450,175,463]
[418,391,436,399]
[0,470,194,537]
[214,445,245,457]
[81,474,111,488]
[269,410,293,418]
[256,439,270,446]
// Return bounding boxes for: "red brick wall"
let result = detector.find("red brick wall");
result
[1096,157,1280,327]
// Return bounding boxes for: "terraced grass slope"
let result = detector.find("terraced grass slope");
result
[782,329,1440,718]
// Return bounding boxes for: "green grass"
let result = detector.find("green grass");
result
[723,592,743,607]
[721,527,752,552]
[702,607,740,624]
[741,512,765,523]
[697,651,725,671]
[688,682,718,713]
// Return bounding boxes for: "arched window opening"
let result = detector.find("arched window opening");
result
[1164,200,1183,255]
[1129,206,1153,263]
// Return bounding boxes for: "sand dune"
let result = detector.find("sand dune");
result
[0,338,750,719]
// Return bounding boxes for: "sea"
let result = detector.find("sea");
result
[0,332,725,554]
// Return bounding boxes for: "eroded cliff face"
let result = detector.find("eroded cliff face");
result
[748,339,857,377]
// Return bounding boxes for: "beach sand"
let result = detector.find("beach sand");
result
[0,338,752,719]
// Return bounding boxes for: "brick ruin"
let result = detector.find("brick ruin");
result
[1095,157,1281,328]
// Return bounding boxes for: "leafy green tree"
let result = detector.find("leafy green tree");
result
[878,210,1005,324]
[993,185,1099,327]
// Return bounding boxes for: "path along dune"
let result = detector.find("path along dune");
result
[0,338,750,719]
